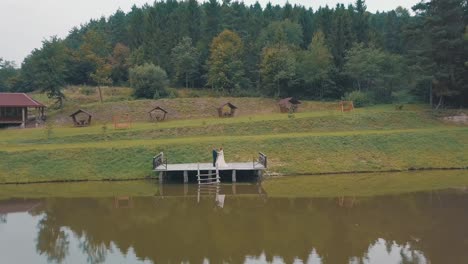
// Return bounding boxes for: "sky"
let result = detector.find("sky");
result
[0,0,421,66]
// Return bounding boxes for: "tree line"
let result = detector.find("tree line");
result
[0,0,466,108]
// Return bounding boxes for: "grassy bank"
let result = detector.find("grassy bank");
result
[0,98,466,183]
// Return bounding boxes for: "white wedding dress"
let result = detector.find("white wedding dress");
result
[216,150,228,168]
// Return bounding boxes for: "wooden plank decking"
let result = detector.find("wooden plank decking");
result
[154,162,265,172]
[152,152,267,183]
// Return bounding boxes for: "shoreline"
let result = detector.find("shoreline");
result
[1,167,466,185]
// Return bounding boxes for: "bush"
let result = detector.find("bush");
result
[345,90,373,107]
[129,63,169,99]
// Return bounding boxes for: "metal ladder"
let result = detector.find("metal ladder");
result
[196,164,220,185]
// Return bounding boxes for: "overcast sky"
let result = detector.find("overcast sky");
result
[0,0,421,66]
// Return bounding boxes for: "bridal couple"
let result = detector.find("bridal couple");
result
[212,147,228,168]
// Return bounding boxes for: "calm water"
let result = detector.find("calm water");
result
[1,183,468,264]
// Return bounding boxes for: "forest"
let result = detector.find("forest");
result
[0,0,467,108]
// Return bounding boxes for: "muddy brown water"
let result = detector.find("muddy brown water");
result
[1,183,468,264]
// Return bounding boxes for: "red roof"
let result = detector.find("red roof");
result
[0,93,45,107]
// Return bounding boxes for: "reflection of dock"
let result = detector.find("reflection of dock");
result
[159,183,266,198]
[153,152,267,183]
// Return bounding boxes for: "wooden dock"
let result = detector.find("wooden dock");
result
[153,152,267,183]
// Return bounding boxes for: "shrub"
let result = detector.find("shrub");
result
[129,63,169,99]
[345,90,372,107]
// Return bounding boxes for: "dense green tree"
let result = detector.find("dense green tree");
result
[353,0,369,44]
[23,37,67,107]
[330,4,356,68]
[129,63,169,99]
[109,43,131,85]
[344,43,407,102]
[206,30,247,92]
[299,31,333,98]
[171,37,200,88]
[257,19,303,48]
[0,58,19,92]
[260,45,297,97]
[409,0,468,108]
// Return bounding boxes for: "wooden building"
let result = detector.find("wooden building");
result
[279,97,301,113]
[148,106,168,121]
[0,93,45,128]
[70,109,92,127]
[217,102,238,118]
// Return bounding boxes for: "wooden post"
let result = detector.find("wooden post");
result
[21,107,26,128]
[232,183,237,195]
[232,170,237,183]
[183,170,188,183]
[257,170,263,179]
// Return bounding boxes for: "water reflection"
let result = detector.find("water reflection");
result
[1,184,468,264]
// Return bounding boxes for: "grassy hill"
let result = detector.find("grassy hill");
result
[30,86,339,125]
[0,89,466,183]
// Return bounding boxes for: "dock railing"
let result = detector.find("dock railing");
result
[253,152,268,168]
[153,152,167,170]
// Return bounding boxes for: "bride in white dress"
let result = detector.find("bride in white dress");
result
[216,147,228,168]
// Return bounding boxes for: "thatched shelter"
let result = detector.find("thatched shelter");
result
[70,109,92,127]
[279,97,301,113]
[148,106,168,121]
[217,102,238,118]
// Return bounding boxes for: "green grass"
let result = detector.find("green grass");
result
[0,127,466,183]
[263,170,468,197]
[0,98,466,184]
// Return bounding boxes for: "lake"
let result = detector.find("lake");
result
[1,177,468,264]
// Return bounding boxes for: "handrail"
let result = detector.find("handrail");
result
[254,152,268,168]
[153,152,166,170]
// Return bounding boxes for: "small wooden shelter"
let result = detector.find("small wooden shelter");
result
[217,102,238,118]
[279,97,301,113]
[70,109,92,127]
[339,101,354,112]
[148,106,168,122]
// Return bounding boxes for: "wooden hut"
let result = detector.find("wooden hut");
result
[0,93,45,128]
[70,109,92,127]
[217,102,238,118]
[279,97,301,113]
[148,106,168,121]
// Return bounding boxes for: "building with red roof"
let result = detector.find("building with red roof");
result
[0,93,46,128]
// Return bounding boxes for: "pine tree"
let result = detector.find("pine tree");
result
[353,0,369,43]
[410,0,467,108]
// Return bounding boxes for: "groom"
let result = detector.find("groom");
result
[212,147,218,167]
